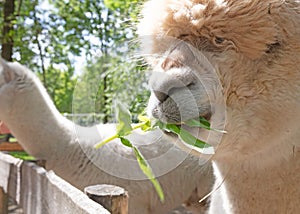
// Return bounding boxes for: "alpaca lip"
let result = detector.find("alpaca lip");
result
[202,112,212,123]
[154,106,212,128]
[162,129,178,137]
[151,101,212,125]
[161,111,212,139]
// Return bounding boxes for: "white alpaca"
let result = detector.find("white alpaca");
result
[139,0,300,213]
[0,59,213,213]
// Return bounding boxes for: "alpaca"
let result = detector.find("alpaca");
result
[139,0,300,213]
[0,59,214,213]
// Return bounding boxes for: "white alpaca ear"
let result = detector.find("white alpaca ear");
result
[0,59,15,83]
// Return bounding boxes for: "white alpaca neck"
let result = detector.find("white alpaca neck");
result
[210,138,300,213]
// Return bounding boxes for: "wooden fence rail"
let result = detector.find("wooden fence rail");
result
[0,142,23,152]
[0,152,128,214]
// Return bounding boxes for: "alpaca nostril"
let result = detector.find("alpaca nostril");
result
[153,90,169,103]
[153,83,195,103]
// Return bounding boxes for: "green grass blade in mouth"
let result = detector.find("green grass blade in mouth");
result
[158,122,210,149]
[184,118,227,133]
[120,137,165,202]
[94,105,225,201]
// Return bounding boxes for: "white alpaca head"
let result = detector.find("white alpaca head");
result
[0,60,36,121]
[0,60,19,119]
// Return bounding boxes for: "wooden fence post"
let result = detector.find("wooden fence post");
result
[84,185,128,214]
[35,160,46,168]
[0,187,8,214]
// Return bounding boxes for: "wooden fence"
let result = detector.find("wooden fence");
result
[0,152,128,214]
[0,142,23,152]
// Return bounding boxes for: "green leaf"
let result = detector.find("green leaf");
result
[137,114,152,131]
[199,117,211,127]
[178,128,209,149]
[120,137,165,202]
[185,118,211,129]
[120,137,133,148]
[116,102,133,136]
[161,123,211,149]
[132,146,165,202]
[138,114,150,124]
[185,118,227,133]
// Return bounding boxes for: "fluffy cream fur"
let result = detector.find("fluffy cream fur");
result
[139,0,300,213]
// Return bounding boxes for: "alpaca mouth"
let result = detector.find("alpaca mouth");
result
[148,82,212,125]
[160,112,212,141]
[202,112,212,123]
[152,104,212,126]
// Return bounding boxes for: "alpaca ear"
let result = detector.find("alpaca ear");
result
[0,59,15,83]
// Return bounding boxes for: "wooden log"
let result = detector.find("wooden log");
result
[85,185,128,214]
[0,142,23,152]
[35,160,46,168]
[0,186,8,214]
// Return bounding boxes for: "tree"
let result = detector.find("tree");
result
[37,66,77,113]
[1,0,15,61]
[73,54,149,123]
[0,0,147,117]
[48,0,142,119]
[0,0,77,112]
[49,0,146,122]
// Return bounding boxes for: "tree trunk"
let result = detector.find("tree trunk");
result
[1,0,15,61]
[33,0,47,89]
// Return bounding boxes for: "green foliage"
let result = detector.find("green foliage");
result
[116,102,133,136]
[125,139,165,203]
[1,0,145,115]
[37,66,77,113]
[95,103,165,202]
[9,151,36,161]
[73,55,149,123]
[1,0,77,112]
[104,0,142,21]
[184,118,227,133]
[157,122,210,149]
[94,104,226,201]
[47,0,145,116]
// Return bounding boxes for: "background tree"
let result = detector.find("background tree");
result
[1,0,15,61]
[0,0,147,122]
[73,55,149,124]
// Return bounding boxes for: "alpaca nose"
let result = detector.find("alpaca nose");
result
[151,57,185,102]
[153,90,169,103]
[150,70,195,103]
[149,43,198,103]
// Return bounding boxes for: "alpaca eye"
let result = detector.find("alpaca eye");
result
[215,37,225,44]
[266,42,281,54]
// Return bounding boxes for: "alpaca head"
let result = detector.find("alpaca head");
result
[0,60,17,119]
[0,59,16,86]
[138,0,300,153]
[0,60,34,120]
